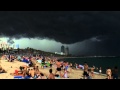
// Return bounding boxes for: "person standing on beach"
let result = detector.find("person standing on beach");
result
[70,63,73,73]
[112,66,118,79]
[8,54,11,62]
[99,67,102,74]
[54,60,62,77]
[106,67,112,79]
[91,66,95,78]
[83,62,89,79]
[75,63,78,69]
[41,59,45,69]
[49,60,52,68]
[65,62,69,71]
[60,61,64,70]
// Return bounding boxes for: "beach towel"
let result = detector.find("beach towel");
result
[47,63,50,67]
[14,76,23,79]
[79,65,84,69]
[24,76,31,79]
[15,70,18,74]
[22,59,29,63]
[37,60,42,63]
[41,63,45,66]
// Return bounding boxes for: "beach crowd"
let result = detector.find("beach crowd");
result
[0,53,119,79]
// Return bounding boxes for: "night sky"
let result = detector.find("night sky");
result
[0,11,120,56]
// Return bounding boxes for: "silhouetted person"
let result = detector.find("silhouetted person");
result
[112,66,118,79]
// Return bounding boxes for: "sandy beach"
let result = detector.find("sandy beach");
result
[0,59,107,79]
[0,59,25,79]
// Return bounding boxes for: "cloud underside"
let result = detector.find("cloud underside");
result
[0,11,120,44]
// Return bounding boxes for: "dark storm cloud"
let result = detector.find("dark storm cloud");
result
[7,38,14,45]
[0,11,120,44]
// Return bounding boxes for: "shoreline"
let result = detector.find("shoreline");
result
[56,56,118,59]
[56,57,108,76]
[58,57,120,78]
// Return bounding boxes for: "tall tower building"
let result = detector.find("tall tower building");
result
[65,46,69,55]
[61,45,65,53]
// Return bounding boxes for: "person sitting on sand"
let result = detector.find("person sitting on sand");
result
[17,55,21,61]
[30,58,36,67]
[28,60,34,67]
[28,67,40,79]
[48,69,55,79]
[10,69,23,76]
[34,66,39,71]
[19,66,25,71]
[20,64,29,71]
[54,60,62,77]
[16,64,29,77]
[36,71,47,79]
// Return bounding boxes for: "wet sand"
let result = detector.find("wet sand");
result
[0,59,107,79]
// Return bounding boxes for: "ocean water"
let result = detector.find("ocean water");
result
[62,57,120,75]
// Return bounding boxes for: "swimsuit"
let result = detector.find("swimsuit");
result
[56,67,61,71]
